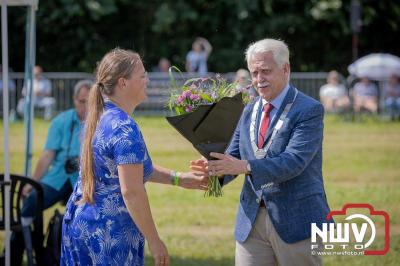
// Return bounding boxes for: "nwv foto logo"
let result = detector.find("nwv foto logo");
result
[310,203,390,255]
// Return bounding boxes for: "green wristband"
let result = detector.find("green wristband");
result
[171,171,181,186]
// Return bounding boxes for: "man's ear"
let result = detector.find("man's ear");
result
[284,63,290,75]
[282,63,291,81]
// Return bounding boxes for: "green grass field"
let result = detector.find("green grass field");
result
[0,115,399,265]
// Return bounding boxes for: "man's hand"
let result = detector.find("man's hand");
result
[22,184,33,198]
[208,152,248,176]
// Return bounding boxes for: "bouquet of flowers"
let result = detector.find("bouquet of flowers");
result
[166,68,251,197]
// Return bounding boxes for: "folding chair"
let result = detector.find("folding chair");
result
[0,174,44,266]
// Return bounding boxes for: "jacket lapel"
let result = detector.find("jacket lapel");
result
[263,85,296,145]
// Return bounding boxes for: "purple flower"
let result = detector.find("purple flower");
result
[176,95,184,104]
[183,90,192,98]
[185,106,193,112]
[190,94,200,101]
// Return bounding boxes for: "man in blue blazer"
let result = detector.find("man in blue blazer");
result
[195,38,333,265]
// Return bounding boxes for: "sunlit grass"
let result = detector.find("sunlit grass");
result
[0,115,399,265]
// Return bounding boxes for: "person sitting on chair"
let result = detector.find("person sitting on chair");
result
[10,79,92,265]
[383,74,400,120]
[319,70,350,113]
[17,65,56,120]
[353,77,378,114]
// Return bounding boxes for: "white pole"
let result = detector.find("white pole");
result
[24,3,35,176]
[1,1,11,265]
[29,4,35,175]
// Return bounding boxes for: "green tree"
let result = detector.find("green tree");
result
[7,0,400,74]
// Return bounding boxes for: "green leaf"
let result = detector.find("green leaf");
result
[200,93,213,102]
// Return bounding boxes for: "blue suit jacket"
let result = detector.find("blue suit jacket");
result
[223,85,333,244]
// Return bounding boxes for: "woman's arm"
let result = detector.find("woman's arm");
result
[118,164,169,266]
[148,164,175,185]
[149,164,208,190]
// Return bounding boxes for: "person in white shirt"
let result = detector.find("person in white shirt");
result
[319,70,350,113]
[17,65,56,120]
[185,37,212,75]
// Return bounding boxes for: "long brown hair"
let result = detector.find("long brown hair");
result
[79,48,141,204]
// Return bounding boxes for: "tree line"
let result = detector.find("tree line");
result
[8,0,400,75]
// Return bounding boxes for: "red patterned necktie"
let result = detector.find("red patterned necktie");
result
[258,103,274,148]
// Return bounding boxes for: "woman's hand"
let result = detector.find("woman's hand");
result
[190,157,208,176]
[179,171,208,190]
[148,237,169,266]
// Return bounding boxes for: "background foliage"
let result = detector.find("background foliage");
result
[8,0,400,74]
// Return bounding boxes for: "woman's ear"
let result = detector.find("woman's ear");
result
[117,77,126,89]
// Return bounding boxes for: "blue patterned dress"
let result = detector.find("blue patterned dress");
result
[61,101,153,266]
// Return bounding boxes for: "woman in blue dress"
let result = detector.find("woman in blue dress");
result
[61,48,208,266]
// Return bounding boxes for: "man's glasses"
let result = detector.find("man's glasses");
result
[77,99,87,105]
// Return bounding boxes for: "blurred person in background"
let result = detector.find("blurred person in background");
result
[353,77,378,114]
[235,68,258,100]
[319,70,350,113]
[383,74,400,120]
[0,64,17,121]
[153,57,171,73]
[186,37,212,75]
[17,65,56,120]
[10,80,92,266]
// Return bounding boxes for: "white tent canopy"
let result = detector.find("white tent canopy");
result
[2,1,38,266]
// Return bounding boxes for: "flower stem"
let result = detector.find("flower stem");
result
[204,175,223,197]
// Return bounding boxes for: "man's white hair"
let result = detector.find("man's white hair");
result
[245,38,290,67]
[73,79,93,96]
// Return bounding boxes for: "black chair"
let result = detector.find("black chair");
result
[0,174,44,266]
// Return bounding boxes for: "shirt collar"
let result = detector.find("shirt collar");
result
[261,83,290,110]
[71,109,81,125]
[104,100,119,111]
